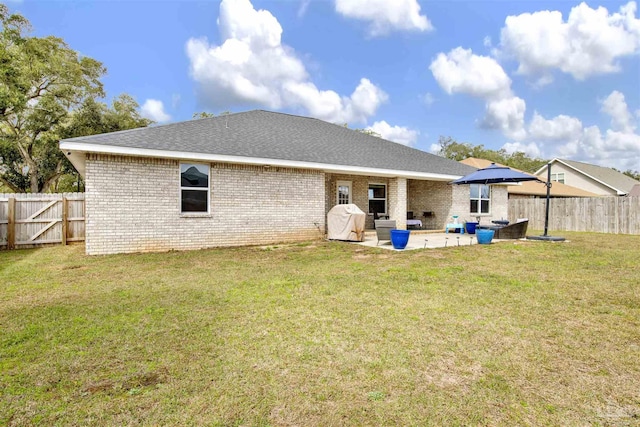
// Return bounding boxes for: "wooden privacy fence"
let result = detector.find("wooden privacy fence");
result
[0,193,85,250]
[509,196,640,235]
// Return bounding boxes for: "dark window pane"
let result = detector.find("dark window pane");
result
[338,185,350,204]
[182,190,208,212]
[369,184,385,199]
[369,200,386,214]
[181,165,209,188]
[470,200,479,213]
[481,200,490,213]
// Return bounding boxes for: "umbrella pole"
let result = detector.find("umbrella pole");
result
[544,163,551,236]
[527,162,565,242]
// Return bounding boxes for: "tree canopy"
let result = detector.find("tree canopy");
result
[435,136,548,173]
[0,5,151,193]
[51,95,153,192]
[0,5,106,192]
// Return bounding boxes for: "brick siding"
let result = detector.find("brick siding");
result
[85,154,325,255]
[408,180,508,228]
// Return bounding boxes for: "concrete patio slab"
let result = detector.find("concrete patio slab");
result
[354,230,482,250]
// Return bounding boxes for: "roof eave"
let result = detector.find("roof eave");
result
[59,141,464,182]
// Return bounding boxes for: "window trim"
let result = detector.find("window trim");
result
[336,180,352,205]
[469,183,491,215]
[180,163,210,215]
[368,182,387,216]
[551,172,565,184]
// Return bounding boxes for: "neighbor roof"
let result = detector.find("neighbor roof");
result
[460,158,599,197]
[536,158,640,195]
[60,110,476,181]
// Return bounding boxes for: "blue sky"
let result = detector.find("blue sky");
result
[11,0,640,170]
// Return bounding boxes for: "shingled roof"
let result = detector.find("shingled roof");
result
[60,110,476,180]
[460,158,599,197]
[537,158,640,195]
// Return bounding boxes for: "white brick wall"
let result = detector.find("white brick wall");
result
[85,154,325,255]
[388,177,407,230]
[407,180,509,227]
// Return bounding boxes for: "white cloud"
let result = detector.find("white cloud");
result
[429,47,512,99]
[283,78,388,124]
[524,103,640,170]
[430,47,526,140]
[186,0,386,124]
[501,141,542,158]
[334,0,433,36]
[528,112,583,141]
[481,97,527,140]
[499,1,640,84]
[601,90,636,133]
[367,120,419,146]
[141,99,171,123]
[429,143,441,154]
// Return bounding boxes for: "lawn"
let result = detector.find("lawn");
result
[1,233,639,426]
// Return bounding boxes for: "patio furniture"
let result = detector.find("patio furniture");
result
[445,215,464,234]
[406,219,423,229]
[495,218,528,239]
[374,219,396,245]
[478,218,529,239]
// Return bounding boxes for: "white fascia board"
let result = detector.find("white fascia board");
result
[59,142,463,182]
[550,158,625,195]
[533,159,554,176]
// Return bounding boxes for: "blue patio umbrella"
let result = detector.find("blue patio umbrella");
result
[451,162,564,241]
[449,163,543,185]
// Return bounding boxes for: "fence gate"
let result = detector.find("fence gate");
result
[0,193,85,250]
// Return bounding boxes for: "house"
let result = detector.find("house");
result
[535,158,640,197]
[60,110,509,255]
[460,158,599,199]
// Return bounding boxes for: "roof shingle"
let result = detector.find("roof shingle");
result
[61,110,476,178]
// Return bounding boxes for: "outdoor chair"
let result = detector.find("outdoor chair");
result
[374,219,396,245]
[493,218,529,239]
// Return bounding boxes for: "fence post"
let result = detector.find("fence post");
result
[7,197,15,250]
[61,197,68,246]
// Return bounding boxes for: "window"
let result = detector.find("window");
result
[180,163,209,213]
[551,173,565,184]
[368,183,386,215]
[336,181,352,205]
[470,184,490,214]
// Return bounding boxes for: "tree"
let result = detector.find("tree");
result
[52,94,153,192]
[0,5,105,192]
[435,135,547,173]
[336,123,382,138]
[192,111,216,119]
[192,111,231,119]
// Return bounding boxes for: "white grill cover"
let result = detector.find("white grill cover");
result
[327,204,366,241]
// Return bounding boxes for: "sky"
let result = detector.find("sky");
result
[10,0,640,171]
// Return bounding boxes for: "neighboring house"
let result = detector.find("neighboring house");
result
[60,110,509,255]
[535,158,640,197]
[460,158,599,199]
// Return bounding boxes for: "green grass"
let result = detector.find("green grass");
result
[1,232,639,426]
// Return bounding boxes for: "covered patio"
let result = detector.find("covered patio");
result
[354,230,482,250]
[325,174,509,232]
